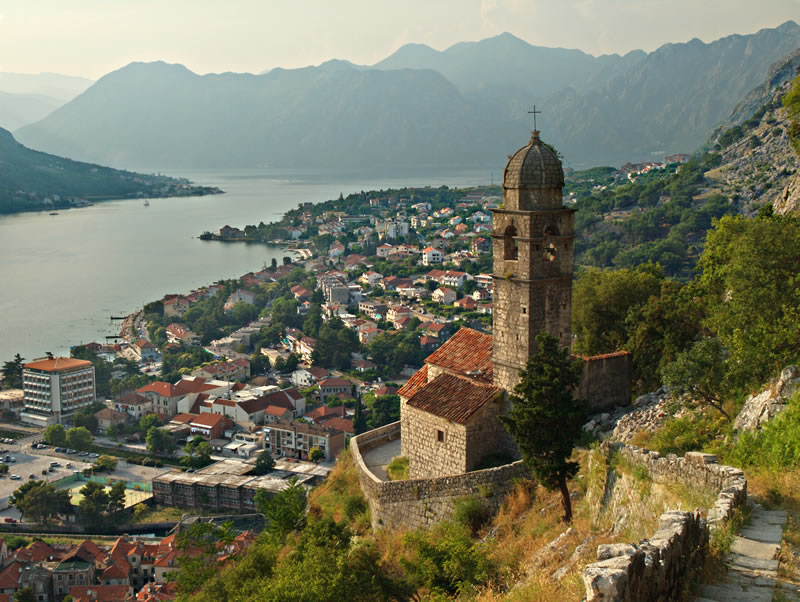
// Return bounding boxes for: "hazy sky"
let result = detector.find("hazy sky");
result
[1,0,798,79]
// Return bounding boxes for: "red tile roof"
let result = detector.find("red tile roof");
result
[406,373,503,424]
[323,417,354,434]
[137,381,178,398]
[580,351,630,361]
[173,377,221,396]
[424,327,493,382]
[70,585,131,602]
[170,413,197,424]
[319,377,351,388]
[305,405,346,421]
[0,563,21,590]
[190,413,227,428]
[398,364,428,399]
[24,357,92,372]
[265,405,292,417]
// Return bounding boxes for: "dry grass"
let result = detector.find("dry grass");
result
[307,449,371,533]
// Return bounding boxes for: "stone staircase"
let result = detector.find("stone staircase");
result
[697,503,799,601]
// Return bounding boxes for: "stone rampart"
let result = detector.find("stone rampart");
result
[352,421,529,530]
[582,443,747,601]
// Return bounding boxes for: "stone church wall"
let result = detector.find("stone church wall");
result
[352,421,529,530]
[578,352,633,410]
[582,443,747,601]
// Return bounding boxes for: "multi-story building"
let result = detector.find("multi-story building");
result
[21,357,95,426]
[263,419,345,461]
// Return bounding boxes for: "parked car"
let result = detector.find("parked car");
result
[4,517,17,523]
[41,470,47,476]
[55,447,66,453]
[78,451,89,457]
[65,463,72,468]
[8,457,16,463]
[89,453,99,458]
[9,475,20,480]
[66,449,77,454]
[49,461,60,467]
[28,474,35,479]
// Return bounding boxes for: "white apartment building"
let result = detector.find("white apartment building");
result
[21,357,96,426]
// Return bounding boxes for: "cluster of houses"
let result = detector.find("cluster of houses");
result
[0,529,255,601]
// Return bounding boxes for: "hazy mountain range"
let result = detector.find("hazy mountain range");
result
[11,21,800,171]
[0,72,93,130]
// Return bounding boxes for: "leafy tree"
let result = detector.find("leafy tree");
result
[73,412,99,434]
[43,424,67,446]
[11,481,71,523]
[138,413,162,434]
[783,72,800,154]
[255,477,307,538]
[65,427,93,451]
[662,338,732,421]
[500,333,588,523]
[367,395,400,429]
[309,447,324,463]
[94,455,118,472]
[14,587,35,602]
[697,213,800,389]
[252,450,276,475]
[1,353,24,389]
[146,427,176,455]
[78,481,109,528]
[181,437,213,470]
[572,263,664,355]
[108,481,127,518]
[0,464,8,474]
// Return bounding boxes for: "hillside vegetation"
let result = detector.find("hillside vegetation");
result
[0,128,221,214]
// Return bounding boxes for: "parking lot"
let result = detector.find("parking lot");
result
[0,437,170,522]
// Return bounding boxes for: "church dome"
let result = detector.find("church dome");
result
[503,130,564,190]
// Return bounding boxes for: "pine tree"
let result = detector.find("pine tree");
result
[500,332,588,523]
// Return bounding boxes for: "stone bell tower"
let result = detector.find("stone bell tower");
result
[491,130,575,393]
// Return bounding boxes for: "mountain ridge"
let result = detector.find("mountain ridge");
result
[14,21,800,171]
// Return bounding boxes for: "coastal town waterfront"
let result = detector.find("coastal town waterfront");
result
[0,168,489,362]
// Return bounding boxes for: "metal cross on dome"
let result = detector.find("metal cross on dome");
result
[528,105,542,130]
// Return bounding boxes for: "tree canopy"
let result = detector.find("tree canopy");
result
[500,333,588,523]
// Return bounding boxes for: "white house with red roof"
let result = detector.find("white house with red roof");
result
[422,246,443,266]
[163,296,190,318]
[376,243,393,258]
[432,287,457,305]
[165,323,200,347]
[223,289,256,312]
[318,377,352,402]
[328,241,345,258]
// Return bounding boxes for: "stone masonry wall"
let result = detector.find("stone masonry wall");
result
[352,422,529,530]
[578,353,633,411]
[582,443,748,601]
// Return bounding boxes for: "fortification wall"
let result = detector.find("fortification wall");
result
[583,443,747,601]
[578,352,633,410]
[352,421,528,530]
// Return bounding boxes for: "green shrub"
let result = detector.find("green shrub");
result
[343,494,367,521]
[731,393,800,469]
[647,412,725,456]
[452,496,490,534]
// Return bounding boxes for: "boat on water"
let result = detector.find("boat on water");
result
[49,212,59,215]
[143,199,150,207]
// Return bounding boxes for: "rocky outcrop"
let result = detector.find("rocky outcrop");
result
[734,365,799,431]
[775,172,800,215]
[583,387,672,442]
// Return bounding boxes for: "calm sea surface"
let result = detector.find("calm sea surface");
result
[0,168,490,363]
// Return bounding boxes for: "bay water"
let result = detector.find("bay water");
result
[0,168,490,364]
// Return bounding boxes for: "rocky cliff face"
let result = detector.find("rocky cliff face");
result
[734,365,799,431]
[775,172,800,215]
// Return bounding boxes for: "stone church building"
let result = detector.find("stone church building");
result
[399,129,631,480]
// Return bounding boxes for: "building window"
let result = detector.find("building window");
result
[436,429,444,443]
[503,224,518,260]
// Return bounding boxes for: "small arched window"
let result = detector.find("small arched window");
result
[543,225,558,262]
[503,224,518,260]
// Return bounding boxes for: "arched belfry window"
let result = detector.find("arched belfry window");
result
[543,225,558,262]
[503,224,518,260]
